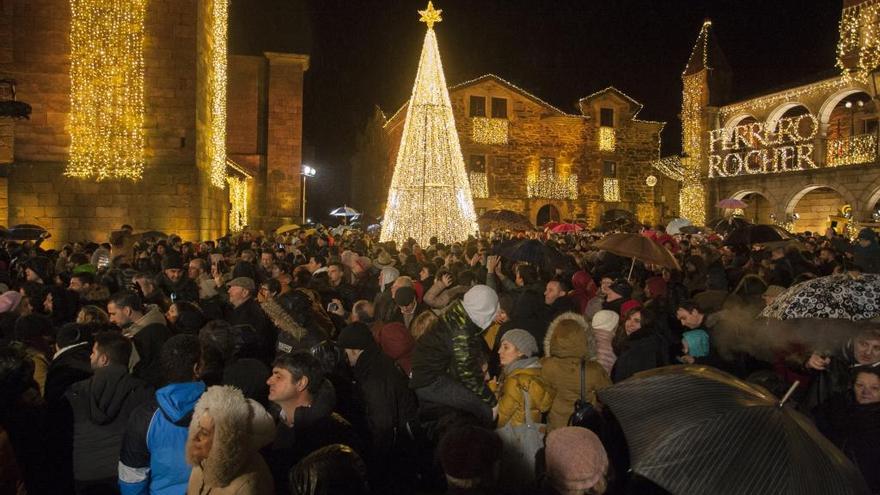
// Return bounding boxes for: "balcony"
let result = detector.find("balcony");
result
[471,117,509,145]
[469,171,489,198]
[826,134,877,167]
[527,170,578,200]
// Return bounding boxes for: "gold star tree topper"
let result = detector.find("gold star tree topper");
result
[419,1,442,29]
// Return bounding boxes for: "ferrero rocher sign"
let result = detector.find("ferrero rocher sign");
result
[708,114,820,178]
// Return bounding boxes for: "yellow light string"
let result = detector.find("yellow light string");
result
[603,178,620,202]
[67,0,147,181]
[471,117,509,144]
[227,176,249,232]
[526,170,578,200]
[208,0,229,188]
[681,73,706,225]
[827,133,878,166]
[469,172,489,198]
[837,0,880,83]
[599,126,616,151]
[380,3,478,246]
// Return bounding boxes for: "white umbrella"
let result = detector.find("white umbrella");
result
[666,218,692,235]
[329,205,360,218]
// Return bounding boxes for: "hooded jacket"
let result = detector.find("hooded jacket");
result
[119,380,206,495]
[496,358,555,427]
[540,312,612,431]
[124,305,172,388]
[65,364,153,481]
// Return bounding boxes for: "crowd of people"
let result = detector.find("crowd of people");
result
[0,220,878,495]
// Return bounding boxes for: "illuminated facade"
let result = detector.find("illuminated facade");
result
[660,1,880,234]
[383,76,668,227]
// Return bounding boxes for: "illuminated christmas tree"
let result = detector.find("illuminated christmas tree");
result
[380,1,478,246]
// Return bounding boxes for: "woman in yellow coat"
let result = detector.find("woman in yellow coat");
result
[495,329,555,427]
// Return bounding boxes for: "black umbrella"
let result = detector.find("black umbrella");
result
[724,224,793,246]
[708,216,751,235]
[7,224,47,241]
[598,366,870,495]
[496,239,568,268]
[478,209,534,232]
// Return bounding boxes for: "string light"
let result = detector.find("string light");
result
[603,178,620,202]
[526,170,578,200]
[651,156,686,181]
[207,0,229,188]
[380,2,478,246]
[471,117,509,144]
[227,175,249,232]
[837,0,880,83]
[826,133,877,166]
[720,78,849,121]
[67,0,147,181]
[681,70,706,225]
[469,172,489,198]
[599,126,616,151]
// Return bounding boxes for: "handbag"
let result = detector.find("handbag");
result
[568,358,603,433]
[497,386,546,490]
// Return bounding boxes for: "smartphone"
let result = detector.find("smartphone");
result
[327,302,340,313]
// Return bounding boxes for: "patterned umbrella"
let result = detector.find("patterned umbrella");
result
[716,198,748,209]
[599,365,870,495]
[761,273,880,321]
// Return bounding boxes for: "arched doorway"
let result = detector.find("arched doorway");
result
[733,191,773,224]
[536,204,561,226]
[788,186,847,233]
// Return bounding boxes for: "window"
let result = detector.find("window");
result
[600,108,614,127]
[603,161,617,177]
[469,96,486,117]
[540,157,556,175]
[491,97,508,119]
[469,155,486,173]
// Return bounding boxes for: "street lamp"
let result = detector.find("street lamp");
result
[301,165,316,224]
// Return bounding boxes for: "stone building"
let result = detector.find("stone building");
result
[381,74,670,227]
[663,0,880,233]
[0,0,308,247]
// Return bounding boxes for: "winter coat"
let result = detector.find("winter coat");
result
[570,271,597,315]
[264,380,362,495]
[852,231,880,274]
[157,274,199,305]
[24,347,49,397]
[423,283,469,310]
[187,455,273,495]
[540,313,612,431]
[612,326,669,383]
[496,360,554,427]
[227,297,276,365]
[0,426,24,495]
[814,393,880,493]
[409,301,497,407]
[372,321,415,375]
[44,342,92,405]
[261,298,327,356]
[64,364,153,482]
[119,380,207,495]
[124,306,172,388]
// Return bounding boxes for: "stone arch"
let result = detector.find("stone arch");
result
[723,113,759,130]
[535,203,561,226]
[783,183,861,233]
[817,85,872,126]
[766,102,813,128]
[729,188,777,224]
[862,175,880,219]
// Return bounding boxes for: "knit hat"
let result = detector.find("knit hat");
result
[175,309,207,335]
[228,277,255,291]
[608,279,632,299]
[682,329,710,358]
[462,285,499,330]
[591,310,619,332]
[0,291,22,314]
[56,323,86,349]
[337,322,377,350]
[500,328,538,357]
[438,425,502,483]
[25,256,51,284]
[619,299,642,317]
[545,427,609,491]
[394,286,416,307]
[645,276,667,298]
[763,285,786,298]
[161,254,183,271]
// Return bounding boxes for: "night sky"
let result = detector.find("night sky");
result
[230,0,842,222]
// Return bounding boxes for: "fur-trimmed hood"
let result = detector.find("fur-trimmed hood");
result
[186,385,276,488]
[543,312,596,360]
[261,298,307,341]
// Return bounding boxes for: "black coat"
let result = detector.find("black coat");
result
[61,365,153,482]
[44,342,92,406]
[815,394,880,493]
[227,297,276,365]
[612,327,669,383]
[130,322,172,388]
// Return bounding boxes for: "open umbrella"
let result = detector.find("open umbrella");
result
[275,224,301,235]
[496,239,569,268]
[716,198,748,209]
[7,224,48,241]
[599,366,870,495]
[136,230,168,240]
[761,273,880,321]
[708,216,751,235]
[593,233,680,277]
[329,205,360,218]
[666,218,692,235]
[724,224,793,246]
[550,223,582,234]
[478,209,533,232]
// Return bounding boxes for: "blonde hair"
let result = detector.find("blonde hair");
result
[410,310,439,341]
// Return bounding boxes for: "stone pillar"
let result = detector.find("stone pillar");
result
[263,52,308,229]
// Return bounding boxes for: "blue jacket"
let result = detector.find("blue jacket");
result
[118,381,206,495]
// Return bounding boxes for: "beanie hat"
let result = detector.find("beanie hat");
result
[438,425,502,483]
[608,279,632,299]
[175,309,207,335]
[620,299,642,317]
[337,322,377,350]
[56,323,86,349]
[591,310,619,332]
[645,276,667,298]
[682,329,711,358]
[394,286,416,307]
[161,254,183,271]
[0,291,22,314]
[26,256,51,284]
[500,328,538,357]
[545,427,609,491]
[462,285,499,330]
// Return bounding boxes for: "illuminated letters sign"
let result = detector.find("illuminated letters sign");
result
[708,114,819,178]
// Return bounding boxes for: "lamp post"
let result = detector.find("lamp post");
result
[301,165,316,224]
